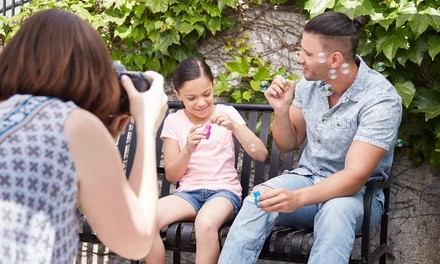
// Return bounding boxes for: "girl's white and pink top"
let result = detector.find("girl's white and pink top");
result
[160,104,245,199]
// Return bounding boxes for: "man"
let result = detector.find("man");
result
[218,11,402,264]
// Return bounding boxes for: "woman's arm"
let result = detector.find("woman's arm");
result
[67,110,153,260]
[69,72,168,260]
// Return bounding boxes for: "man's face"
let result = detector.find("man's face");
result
[296,33,331,81]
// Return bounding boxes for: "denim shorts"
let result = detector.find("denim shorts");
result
[174,189,241,216]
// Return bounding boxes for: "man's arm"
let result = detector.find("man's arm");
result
[272,105,307,153]
[257,140,387,213]
[265,76,307,153]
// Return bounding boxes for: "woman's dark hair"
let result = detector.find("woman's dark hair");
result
[173,58,213,92]
[0,8,120,125]
[304,12,366,61]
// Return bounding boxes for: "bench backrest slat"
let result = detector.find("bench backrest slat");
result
[254,110,272,186]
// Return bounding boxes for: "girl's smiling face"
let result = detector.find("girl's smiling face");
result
[175,75,215,123]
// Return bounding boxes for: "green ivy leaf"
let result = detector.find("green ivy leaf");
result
[409,13,430,39]
[243,91,252,101]
[175,21,195,35]
[231,90,242,103]
[334,0,374,17]
[154,30,180,55]
[214,75,231,96]
[145,0,169,13]
[134,4,146,18]
[90,15,108,29]
[222,16,235,29]
[114,25,132,40]
[225,57,249,76]
[202,1,220,17]
[358,37,376,57]
[144,56,162,72]
[370,12,397,31]
[427,7,440,31]
[397,38,428,66]
[304,0,335,17]
[253,67,272,81]
[218,0,237,12]
[375,27,409,61]
[205,15,221,35]
[428,35,440,60]
[111,0,130,9]
[103,8,128,25]
[395,1,416,28]
[250,80,262,92]
[395,80,416,108]
[134,54,147,70]
[192,23,206,38]
[69,4,93,22]
[180,31,199,48]
[169,47,190,62]
[413,89,440,120]
[159,56,179,77]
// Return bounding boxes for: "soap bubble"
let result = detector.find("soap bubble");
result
[317,52,326,63]
[248,67,257,77]
[320,84,333,96]
[228,72,241,86]
[341,63,350,74]
[395,139,404,147]
[328,69,338,80]
[260,80,270,92]
[211,65,219,78]
[376,62,385,72]
[249,143,257,152]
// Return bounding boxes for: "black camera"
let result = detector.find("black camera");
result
[112,61,151,114]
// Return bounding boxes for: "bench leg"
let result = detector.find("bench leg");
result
[172,250,181,264]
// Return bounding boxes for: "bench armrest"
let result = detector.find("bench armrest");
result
[359,177,391,263]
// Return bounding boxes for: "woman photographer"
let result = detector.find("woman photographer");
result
[0,8,167,263]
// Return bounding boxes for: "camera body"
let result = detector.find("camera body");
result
[112,61,151,114]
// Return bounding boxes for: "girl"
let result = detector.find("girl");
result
[145,58,268,264]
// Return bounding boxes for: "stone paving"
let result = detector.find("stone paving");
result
[75,242,290,264]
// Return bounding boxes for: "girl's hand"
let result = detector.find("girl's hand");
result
[184,124,205,153]
[210,112,237,132]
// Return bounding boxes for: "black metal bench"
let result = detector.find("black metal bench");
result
[78,101,390,264]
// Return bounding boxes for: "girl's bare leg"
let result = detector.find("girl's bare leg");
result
[145,195,196,264]
[194,197,234,264]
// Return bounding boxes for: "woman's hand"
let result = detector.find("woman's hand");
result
[121,71,168,134]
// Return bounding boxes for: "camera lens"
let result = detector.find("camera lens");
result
[112,61,151,114]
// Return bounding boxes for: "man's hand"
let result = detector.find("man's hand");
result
[264,75,296,112]
[256,187,301,213]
